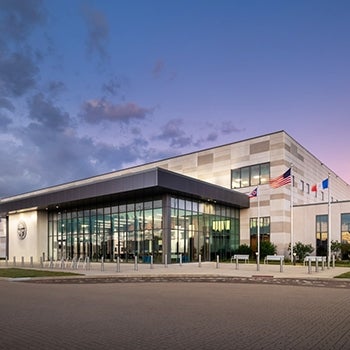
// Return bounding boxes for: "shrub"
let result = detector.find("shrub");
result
[289,241,314,262]
[340,243,350,260]
[260,241,277,259]
[331,240,342,260]
[235,244,252,256]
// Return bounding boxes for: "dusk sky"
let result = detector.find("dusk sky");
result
[1,0,349,198]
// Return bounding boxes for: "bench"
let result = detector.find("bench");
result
[303,256,326,265]
[304,256,326,272]
[231,254,249,263]
[264,255,285,264]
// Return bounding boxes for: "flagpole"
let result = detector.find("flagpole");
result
[327,174,331,269]
[257,185,260,271]
[290,164,294,264]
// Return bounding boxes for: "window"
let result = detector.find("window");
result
[341,213,350,244]
[241,167,250,187]
[249,217,270,253]
[231,163,270,189]
[300,180,304,192]
[306,183,310,194]
[250,217,270,235]
[316,215,328,256]
[250,165,260,186]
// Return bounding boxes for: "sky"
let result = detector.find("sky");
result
[0,0,350,198]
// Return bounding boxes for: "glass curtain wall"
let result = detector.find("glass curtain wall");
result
[48,196,240,263]
[170,198,239,262]
[48,199,164,262]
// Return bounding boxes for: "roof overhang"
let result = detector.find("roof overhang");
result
[0,167,249,214]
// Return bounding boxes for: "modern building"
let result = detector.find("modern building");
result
[1,130,350,263]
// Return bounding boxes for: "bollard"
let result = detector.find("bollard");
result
[71,257,78,270]
[164,254,168,268]
[116,256,120,272]
[235,256,239,270]
[40,256,43,268]
[13,256,16,266]
[308,258,312,274]
[84,257,90,271]
[150,255,153,269]
[179,254,182,266]
[21,256,24,267]
[198,254,201,268]
[315,258,319,273]
[101,257,104,271]
[134,255,138,271]
[256,252,260,271]
[30,256,33,268]
[321,257,325,271]
[216,255,219,269]
[5,256,8,267]
[280,257,283,272]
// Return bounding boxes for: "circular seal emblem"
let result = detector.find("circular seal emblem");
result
[17,221,27,240]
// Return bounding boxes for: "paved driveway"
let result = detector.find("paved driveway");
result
[0,280,349,349]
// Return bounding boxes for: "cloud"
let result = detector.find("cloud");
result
[0,114,12,132]
[80,99,153,124]
[27,93,71,131]
[47,80,66,96]
[205,131,218,142]
[157,118,193,148]
[0,51,39,97]
[0,97,15,112]
[0,125,98,196]
[102,76,124,97]
[153,60,165,78]
[81,4,109,60]
[0,0,46,45]
[152,59,177,81]
[220,120,243,134]
[0,117,162,197]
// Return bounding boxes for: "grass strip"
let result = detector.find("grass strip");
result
[334,271,350,279]
[0,268,82,278]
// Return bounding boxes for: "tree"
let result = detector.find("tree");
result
[289,241,314,262]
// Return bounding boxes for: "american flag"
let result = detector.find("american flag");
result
[248,187,258,198]
[269,168,291,188]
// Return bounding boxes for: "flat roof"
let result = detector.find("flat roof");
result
[0,168,249,214]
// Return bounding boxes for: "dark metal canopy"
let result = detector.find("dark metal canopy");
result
[0,167,249,213]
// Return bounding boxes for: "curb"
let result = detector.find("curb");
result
[14,274,350,288]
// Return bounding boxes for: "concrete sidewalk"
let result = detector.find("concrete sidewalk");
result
[4,259,347,280]
[1,260,347,289]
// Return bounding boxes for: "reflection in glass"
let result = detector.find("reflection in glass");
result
[48,196,239,263]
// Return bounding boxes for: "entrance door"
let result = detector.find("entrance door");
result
[211,233,230,261]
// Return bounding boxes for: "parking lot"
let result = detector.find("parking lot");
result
[1,277,350,349]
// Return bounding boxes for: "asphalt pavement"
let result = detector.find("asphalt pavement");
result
[1,260,350,349]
